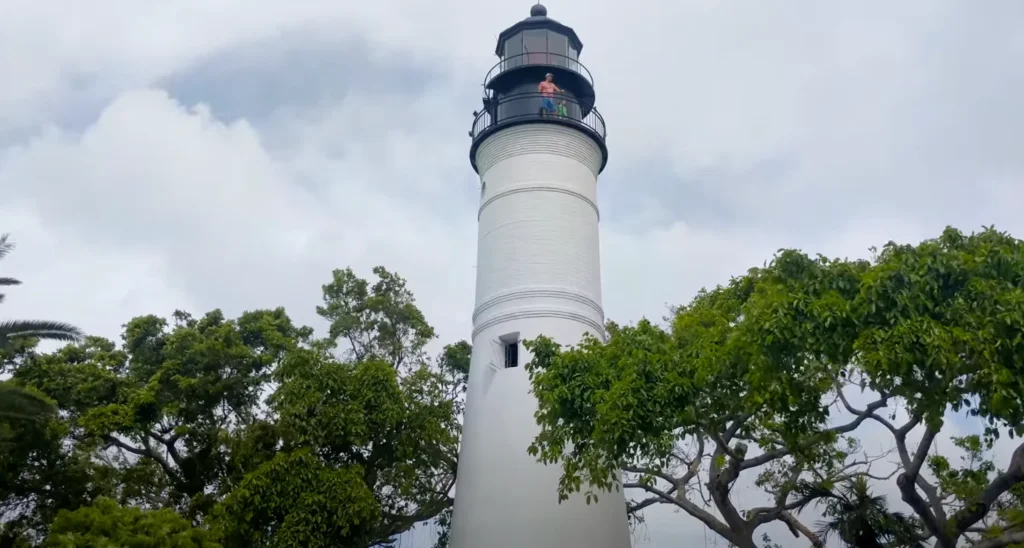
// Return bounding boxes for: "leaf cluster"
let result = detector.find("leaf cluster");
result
[3,265,467,547]
[527,226,1024,548]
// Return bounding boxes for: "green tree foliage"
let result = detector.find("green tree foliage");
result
[223,266,462,546]
[0,382,55,422]
[213,450,378,547]
[42,497,219,547]
[215,312,462,544]
[926,436,1024,547]
[0,233,98,544]
[525,227,1024,548]
[0,402,115,545]
[13,308,310,522]
[3,266,467,547]
[317,266,436,369]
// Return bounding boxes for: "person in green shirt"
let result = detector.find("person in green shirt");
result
[556,100,569,117]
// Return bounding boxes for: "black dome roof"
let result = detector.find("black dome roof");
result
[494,4,584,56]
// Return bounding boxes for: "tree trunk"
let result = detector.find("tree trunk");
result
[731,531,758,548]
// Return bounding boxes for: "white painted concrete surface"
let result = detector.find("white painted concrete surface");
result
[450,123,631,548]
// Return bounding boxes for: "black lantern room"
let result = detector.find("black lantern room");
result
[469,4,608,173]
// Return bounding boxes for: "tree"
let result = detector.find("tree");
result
[212,449,380,547]
[0,392,114,545]
[12,308,310,523]
[6,266,467,546]
[0,234,99,545]
[215,267,463,546]
[42,497,219,547]
[0,234,84,424]
[316,266,436,369]
[525,227,1024,548]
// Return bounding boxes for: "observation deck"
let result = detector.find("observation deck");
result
[484,52,596,112]
[468,4,608,173]
[468,92,607,172]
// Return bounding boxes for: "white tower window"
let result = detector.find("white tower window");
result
[504,341,518,368]
[499,332,519,368]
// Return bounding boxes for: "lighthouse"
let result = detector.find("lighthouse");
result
[450,4,630,547]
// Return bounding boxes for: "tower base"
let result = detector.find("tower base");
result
[449,343,630,548]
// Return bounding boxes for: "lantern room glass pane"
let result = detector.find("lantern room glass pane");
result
[503,32,523,70]
[523,29,546,64]
[547,32,568,68]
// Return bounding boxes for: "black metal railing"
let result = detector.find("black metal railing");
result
[469,92,606,142]
[483,52,594,90]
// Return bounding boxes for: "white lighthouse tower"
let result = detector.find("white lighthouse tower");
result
[450,5,630,547]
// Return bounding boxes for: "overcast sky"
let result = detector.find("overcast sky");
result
[1,1,1022,546]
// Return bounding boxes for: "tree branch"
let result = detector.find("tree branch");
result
[147,429,183,467]
[624,470,736,543]
[906,423,938,478]
[625,488,676,514]
[103,434,183,486]
[749,489,824,525]
[623,464,676,486]
[839,386,950,542]
[378,496,453,541]
[140,436,183,485]
[103,434,148,458]
[895,420,949,545]
[678,437,705,486]
[624,439,706,515]
[751,454,896,527]
[738,395,890,472]
[708,443,749,534]
[722,414,752,443]
[950,441,1024,539]
[971,530,1024,548]
[835,387,899,436]
[778,511,825,548]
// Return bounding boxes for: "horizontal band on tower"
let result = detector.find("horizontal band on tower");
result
[478,185,599,221]
[471,306,606,341]
[473,287,604,323]
[474,125,603,176]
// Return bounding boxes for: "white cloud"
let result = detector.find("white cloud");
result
[1,0,1023,546]
[1,88,480,345]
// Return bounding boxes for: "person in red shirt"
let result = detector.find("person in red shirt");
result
[538,73,562,115]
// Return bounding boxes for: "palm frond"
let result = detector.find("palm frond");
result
[813,518,839,545]
[0,234,13,261]
[0,319,85,347]
[810,476,924,548]
[792,480,842,514]
[0,277,21,287]
[0,382,56,422]
[878,511,927,547]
